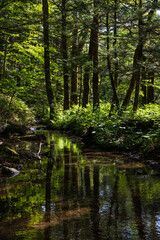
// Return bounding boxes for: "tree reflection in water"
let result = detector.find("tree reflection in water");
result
[0,131,160,240]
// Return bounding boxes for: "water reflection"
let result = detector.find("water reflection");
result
[0,131,160,240]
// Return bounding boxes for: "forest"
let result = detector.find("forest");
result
[1,1,160,239]
[0,0,160,157]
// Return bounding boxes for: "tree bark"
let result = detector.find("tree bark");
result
[42,0,55,120]
[114,0,118,89]
[106,1,119,110]
[133,0,143,112]
[92,0,99,109]
[71,13,78,106]
[82,30,93,108]
[62,0,70,110]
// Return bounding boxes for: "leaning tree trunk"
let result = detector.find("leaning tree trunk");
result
[122,42,143,110]
[122,0,157,110]
[42,0,55,120]
[62,0,70,110]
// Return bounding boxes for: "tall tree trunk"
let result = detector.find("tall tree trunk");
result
[42,0,55,120]
[106,1,119,110]
[114,0,118,89]
[133,0,143,112]
[62,0,70,110]
[92,0,99,109]
[82,31,93,108]
[71,13,78,106]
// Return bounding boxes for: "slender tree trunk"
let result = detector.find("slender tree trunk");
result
[82,31,93,108]
[114,0,118,88]
[92,0,99,109]
[71,13,78,106]
[62,0,70,110]
[133,0,143,111]
[106,2,119,110]
[42,0,55,120]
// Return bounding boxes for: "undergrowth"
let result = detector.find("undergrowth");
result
[0,94,35,125]
[49,103,160,157]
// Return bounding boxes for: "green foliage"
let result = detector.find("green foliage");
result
[50,103,111,134]
[50,103,160,156]
[0,93,35,125]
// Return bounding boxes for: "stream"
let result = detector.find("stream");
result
[0,129,160,240]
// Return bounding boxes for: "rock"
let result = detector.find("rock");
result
[2,166,20,176]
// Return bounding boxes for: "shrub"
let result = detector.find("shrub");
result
[50,103,160,156]
[0,94,35,125]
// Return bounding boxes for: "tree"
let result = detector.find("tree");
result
[71,11,78,106]
[82,31,92,108]
[92,0,99,109]
[106,0,119,112]
[42,0,55,119]
[122,0,158,111]
[62,0,70,110]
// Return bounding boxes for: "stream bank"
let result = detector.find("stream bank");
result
[0,128,160,240]
[0,123,160,177]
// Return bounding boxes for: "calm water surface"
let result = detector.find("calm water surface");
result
[0,130,160,240]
